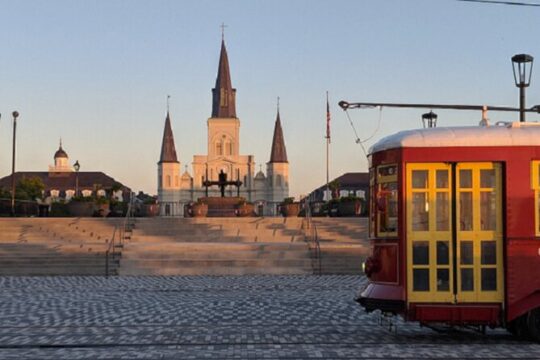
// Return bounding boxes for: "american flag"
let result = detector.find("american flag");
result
[326,93,331,143]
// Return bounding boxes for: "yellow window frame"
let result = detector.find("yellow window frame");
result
[406,163,453,303]
[531,161,540,237]
[455,162,503,303]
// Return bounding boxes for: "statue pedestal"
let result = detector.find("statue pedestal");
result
[199,197,244,217]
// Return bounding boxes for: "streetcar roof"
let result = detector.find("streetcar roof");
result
[369,122,540,154]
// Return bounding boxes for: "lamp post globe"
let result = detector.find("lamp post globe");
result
[422,111,438,128]
[512,54,534,122]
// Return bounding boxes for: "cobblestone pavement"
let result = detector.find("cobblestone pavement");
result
[0,275,539,359]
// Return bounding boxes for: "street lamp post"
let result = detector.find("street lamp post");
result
[512,54,534,122]
[422,111,438,128]
[10,111,19,216]
[73,160,80,197]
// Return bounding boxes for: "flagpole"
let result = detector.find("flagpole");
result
[326,91,330,203]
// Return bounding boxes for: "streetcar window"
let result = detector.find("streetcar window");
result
[376,164,398,237]
[413,269,429,291]
[436,193,449,231]
[412,241,429,265]
[459,192,473,231]
[461,268,474,291]
[531,161,540,237]
[460,241,474,265]
[436,241,449,265]
[412,192,429,231]
[481,241,497,265]
[480,169,495,188]
[460,169,473,188]
[437,269,450,291]
[480,191,496,231]
[436,170,448,188]
[412,170,428,189]
[481,268,497,291]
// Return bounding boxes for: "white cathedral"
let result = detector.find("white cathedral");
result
[157,38,289,216]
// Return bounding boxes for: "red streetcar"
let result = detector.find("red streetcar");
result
[357,120,540,339]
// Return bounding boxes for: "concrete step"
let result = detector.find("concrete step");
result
[123,242,308,252]
[130,235,303,244]
[0,267,119,276]
[120,265,312,276]
[121,258,312,268]
[122,250,310,260]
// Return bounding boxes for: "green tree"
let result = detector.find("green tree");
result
[329,180,340,199]
[0,187,10,199]
[15,177,45,200]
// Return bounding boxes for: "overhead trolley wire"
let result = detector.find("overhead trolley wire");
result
[456,0,540,7]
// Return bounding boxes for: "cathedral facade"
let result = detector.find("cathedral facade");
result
[157,39,289,216]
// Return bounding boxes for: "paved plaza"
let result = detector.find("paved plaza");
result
[0,275,539,359]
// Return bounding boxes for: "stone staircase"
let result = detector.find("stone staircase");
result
[0,218,121,276]
[311,218,369,275]
[120,217,313,275]
[0,217,369,276]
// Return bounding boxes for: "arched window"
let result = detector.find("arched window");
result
[50,189,60,198]
[166,175,171,187]
[229,142,233,155]
[65,190,75,200]
[216,142,223,156]
[175,176,179,187]
[82,190,92,197]
[276,175,283,187]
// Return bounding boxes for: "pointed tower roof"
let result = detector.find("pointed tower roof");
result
[269,107,288,163]
[54,139,68,159]
[158,112,179,164]
[211,39,237,118]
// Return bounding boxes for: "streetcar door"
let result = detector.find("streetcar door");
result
[455,162,504,303]
[406,162,504,304]
[407,163,454,303]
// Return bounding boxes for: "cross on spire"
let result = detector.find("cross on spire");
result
[277,96,280,112]
[167,95,171,113]
[220,22,227,41]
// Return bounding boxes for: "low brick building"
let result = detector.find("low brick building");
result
[0,142,131,202]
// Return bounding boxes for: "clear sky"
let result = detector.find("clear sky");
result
[0,0,539,197]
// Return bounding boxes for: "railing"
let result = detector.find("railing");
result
[105,225,118,278]
[105,196,136,277]
[303,199,321,275]
[0,198,39,217]
[119,199,135,246]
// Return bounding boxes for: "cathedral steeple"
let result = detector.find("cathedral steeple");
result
[269,100,288,163]
[211,38,237,118]
[159,111,179,164]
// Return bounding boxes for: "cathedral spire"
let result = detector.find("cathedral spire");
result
[269,99,288,163]
[211,37,237,118]
[158,110,179,164]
